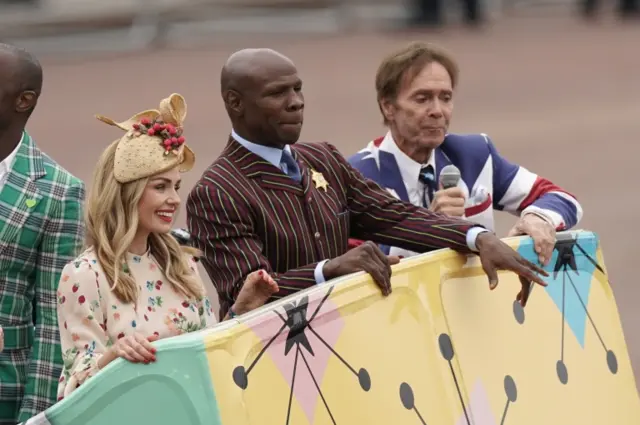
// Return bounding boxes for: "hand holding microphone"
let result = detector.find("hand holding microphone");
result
[430,164,466,217]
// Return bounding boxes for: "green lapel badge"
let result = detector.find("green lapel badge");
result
[25,199,36,208]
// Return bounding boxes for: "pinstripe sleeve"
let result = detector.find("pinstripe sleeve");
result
[18,180,85,422]
[186,181,319,315]
[324,143,482,254]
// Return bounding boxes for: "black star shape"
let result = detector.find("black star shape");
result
[553,236,578,278]
[283,295,315,356]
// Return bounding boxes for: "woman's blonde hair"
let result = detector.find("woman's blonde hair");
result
[85,139,204,304]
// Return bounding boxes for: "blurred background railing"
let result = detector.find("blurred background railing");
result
[1,0,577,47]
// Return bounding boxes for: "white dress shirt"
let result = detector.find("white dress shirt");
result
[379,133,437,208]
[379,132,487,253]
[0,133,23,188]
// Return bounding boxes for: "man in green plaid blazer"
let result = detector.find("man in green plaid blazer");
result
[0,44,85,424]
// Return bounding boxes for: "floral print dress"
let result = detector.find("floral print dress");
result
[56,247,216,400]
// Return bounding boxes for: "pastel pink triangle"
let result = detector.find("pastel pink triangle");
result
[456,380,498,425]
[247,291,345,424]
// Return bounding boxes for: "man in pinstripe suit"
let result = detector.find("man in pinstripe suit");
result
[186,48,548,320]
[0,44,85,423]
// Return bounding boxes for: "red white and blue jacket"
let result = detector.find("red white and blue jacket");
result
[348,131,583,255]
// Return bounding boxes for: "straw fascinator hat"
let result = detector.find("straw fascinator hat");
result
[95,93,195,183]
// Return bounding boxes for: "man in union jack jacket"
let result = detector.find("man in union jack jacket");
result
[348,42,582,267]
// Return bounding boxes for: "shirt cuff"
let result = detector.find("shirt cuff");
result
[314,260,329,284]
[467,226,490,252]
[521,206,563,229]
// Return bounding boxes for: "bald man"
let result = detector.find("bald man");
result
[186,48,548,320]
[0,44,85,423]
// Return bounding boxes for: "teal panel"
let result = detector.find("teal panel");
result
[518,230,599,347]
[44,330,222,425]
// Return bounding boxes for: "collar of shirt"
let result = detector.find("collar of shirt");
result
[379,130,436,193]
[0,131,24,182]
[231,128,293,168]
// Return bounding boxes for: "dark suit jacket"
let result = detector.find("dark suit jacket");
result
[186,138,480,319]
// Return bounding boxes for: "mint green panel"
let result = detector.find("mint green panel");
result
[45,332,222,425]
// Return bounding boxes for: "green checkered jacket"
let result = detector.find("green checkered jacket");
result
[0,131,85,424]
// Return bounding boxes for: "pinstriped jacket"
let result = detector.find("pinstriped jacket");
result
[0,131,85,423]
[186,138,479,319]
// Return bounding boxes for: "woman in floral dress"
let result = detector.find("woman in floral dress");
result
[56,94,278,401]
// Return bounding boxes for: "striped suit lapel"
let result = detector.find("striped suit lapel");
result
[226,137,304,196]
[0,131,45,257]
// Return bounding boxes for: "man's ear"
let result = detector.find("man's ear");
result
[378,97,396,124]
[224,89,244,116]
[15,90,38,114]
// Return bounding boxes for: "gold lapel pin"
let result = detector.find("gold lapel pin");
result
[311,169,328,191]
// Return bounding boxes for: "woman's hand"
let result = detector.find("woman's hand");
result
[232,270,279,316]
[99,332,159,368]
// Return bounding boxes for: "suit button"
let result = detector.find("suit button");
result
[314,232,321,239]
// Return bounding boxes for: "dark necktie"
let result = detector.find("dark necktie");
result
[418,164,436,207]
[280,150,302,182]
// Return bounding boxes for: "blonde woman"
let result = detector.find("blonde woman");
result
[56,94,278,400]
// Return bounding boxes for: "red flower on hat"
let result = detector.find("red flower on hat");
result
[132,116,186,156]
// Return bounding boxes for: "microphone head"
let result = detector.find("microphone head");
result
[440,164,461,189]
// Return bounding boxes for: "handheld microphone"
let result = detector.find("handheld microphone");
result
[440,164,461,189]
[438,165,465,218]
